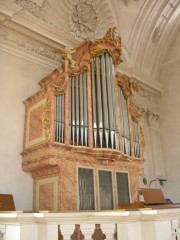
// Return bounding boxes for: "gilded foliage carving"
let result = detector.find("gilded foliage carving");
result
[139,126,145,155]
[53,76,67,95]
[116,74,132,97]
[41,98,51,140]
[89,27,122,65]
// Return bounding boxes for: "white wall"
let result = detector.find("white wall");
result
[0,50,53,210]
[159,31,180,202]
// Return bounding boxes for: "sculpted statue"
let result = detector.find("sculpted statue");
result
[54,47,77,69]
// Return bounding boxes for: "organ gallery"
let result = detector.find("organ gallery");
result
[22,27,145,211]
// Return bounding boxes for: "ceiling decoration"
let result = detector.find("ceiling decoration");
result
[42,0,116,40]
[69,1,98,39]
[152,0,179,43]
[121,0,140,7]
[14,0,43,19]
[0,0,179,90]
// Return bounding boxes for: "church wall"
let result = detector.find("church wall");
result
[159,60,180,203]
[132,84,165,191]
[0,50,53,210]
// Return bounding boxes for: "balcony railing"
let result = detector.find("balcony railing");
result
[0,208,180,240]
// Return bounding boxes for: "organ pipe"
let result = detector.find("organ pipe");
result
[91,52,119,149]
[91,59,98,148]
[54,94,65,143]
[69,72,88,146]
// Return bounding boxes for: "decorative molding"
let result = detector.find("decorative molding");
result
[14,0,44,19]
[3,20,64,49]
[129,77,160,105]
[152,0,179,43]
[32,165,60,178]
[0,24,63,63]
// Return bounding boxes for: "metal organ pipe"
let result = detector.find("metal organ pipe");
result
[96,57,103,148]
[79,73,84,146]
[83,72,88,146]
[76,75,80,144]
[91,59,98,148]
[100,54,109,148]
[69,72,88,146]
[71,77,75,145]
[91,52,119,149]
[109,56,119,150]
[54,94,65,143]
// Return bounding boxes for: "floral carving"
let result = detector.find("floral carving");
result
[70,1,98,38]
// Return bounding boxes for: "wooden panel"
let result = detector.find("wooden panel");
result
[0,194,15,211]
[141,188,166,204]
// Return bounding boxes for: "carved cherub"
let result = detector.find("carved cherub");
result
[54,46,77,68]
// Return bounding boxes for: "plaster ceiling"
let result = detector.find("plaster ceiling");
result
[0,0,179,91]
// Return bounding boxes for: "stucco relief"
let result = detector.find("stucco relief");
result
[14,0,43,19]
[70,1,98,38]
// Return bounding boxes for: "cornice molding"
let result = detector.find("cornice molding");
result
[117,64,163,92]
[0,24,63,64]
[0,37,59,71]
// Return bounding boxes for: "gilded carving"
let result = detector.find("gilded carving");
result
[139,126,145,155]
[89,27,122,65]
[54,47,77,68]
[129,102,142,121]
[41,98,51,140]
[69,65,88,77]
[116,74,132,97]
[53,76,67,95]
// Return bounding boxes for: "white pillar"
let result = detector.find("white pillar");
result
[117,222,141,240]
[80,224,95,240]
[140,220,172,240]
[37,223,47,240]
[20,223,38,240]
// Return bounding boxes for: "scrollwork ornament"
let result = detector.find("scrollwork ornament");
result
[41,98,51,140]
[89,27,122,65]
[116,74,132,97]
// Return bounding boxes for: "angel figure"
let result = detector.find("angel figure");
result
[54,46,77,68]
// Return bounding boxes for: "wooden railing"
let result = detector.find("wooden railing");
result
[0,208,180,240]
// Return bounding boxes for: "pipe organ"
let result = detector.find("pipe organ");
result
[22,27,145,211]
